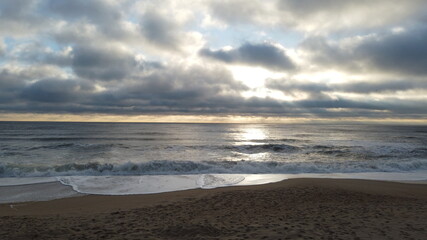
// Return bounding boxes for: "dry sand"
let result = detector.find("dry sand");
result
[1,178,427,239]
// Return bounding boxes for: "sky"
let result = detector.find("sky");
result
[0,0,427,123]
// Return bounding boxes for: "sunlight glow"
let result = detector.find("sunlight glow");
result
[241,88,295,101]
[293,70,347,83]
[240,128,267,142]
[229,66,286,88]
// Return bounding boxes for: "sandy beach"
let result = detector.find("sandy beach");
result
[0,178,426,239]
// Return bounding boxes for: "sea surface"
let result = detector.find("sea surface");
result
[1,122,427,197]
[0,122,427,199]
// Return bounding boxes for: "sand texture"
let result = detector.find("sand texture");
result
[1,178,427,239]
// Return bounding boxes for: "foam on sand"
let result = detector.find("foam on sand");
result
[0,177,57,186]
[0,181,83,204]
[1,171,426,203]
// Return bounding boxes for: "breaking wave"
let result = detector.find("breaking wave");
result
[1,158,427,177]
[223,144,300,153]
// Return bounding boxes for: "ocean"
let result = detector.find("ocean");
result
[1,122,426,197]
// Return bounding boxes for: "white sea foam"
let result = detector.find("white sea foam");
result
[58,175,199,195]
[1,171,426,203]
[196,174,245,189]
[58,174,248,195]
[57,171,427,195]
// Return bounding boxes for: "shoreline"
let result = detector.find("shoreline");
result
[1,172,427,204]
[2,178,427,216]
[1,178,426,239]
[1,171,427,204]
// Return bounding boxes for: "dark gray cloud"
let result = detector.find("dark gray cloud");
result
[267,78,427,95]
[91,65,248,112]
[296,98,383,110]
[0,64,250,115]
[0,0,34,19]
[264,77,427,118]
[266,79,330,95]
[140,11,182,51]
[21,78,94,103]
[209,0,264,25]
[354,28,427,75]
[44,0,140,44]
[2,62,425,119]
[299,37,351,69]
[46,0,121,24]
[45,0,125,38]
[335,81,427,94]
[200,43,295,71]
[0,0,47,36]
[0,68,27,103]
[208,0,426,32]
[0,64,72,107]
[278,0,348,14]
[10,42,72,66]
[0,41,5,56]
[301,26,427,76]
[71,45,138,81]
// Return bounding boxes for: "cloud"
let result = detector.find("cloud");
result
[138,9,204,54]
[266,78,331,98]
[1,0,427,121]
[0,40,5,56]
[300,26,427,75]
[140,11,183,51]
[0,0,48,36]
[267,78,427,95]
[277,0,423,31]
[0,68,27,103]
[208,0,426,33]
[46,0,121,24]
[200,43,295,71]
[9,42,72,66]
[208,0,266,25]
[2,60,425,119]
[0,63,251,115]
[91,64,248,113]
[335,81,427,94]
[46,0,126,38]
[71,45,139,81]
[21,78,94,103]
[354,28,427,75]
[0,64,68,105]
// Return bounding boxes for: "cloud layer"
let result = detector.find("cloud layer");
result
[1,0,426,121]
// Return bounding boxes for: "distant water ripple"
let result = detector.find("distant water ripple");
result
[0,122,426,177]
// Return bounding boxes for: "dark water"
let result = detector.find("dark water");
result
[0,122,426,177]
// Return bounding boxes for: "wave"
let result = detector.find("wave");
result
[1,158,427,177]
[223,144,300,154]
[304,145,427,159]
[25,142,301,152]
[136,132,168,136]
[28,137,175,141]
[16,142,131,151]
[28,143,75,150]
[234,138,308,143]
[0,136,183,142]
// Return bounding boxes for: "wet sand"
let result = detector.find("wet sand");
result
[1,178,427,239]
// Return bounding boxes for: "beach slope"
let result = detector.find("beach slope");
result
[1,178,427,239]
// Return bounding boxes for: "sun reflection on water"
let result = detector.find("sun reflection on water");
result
[240,127,267,143]
[233,126,270,161]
